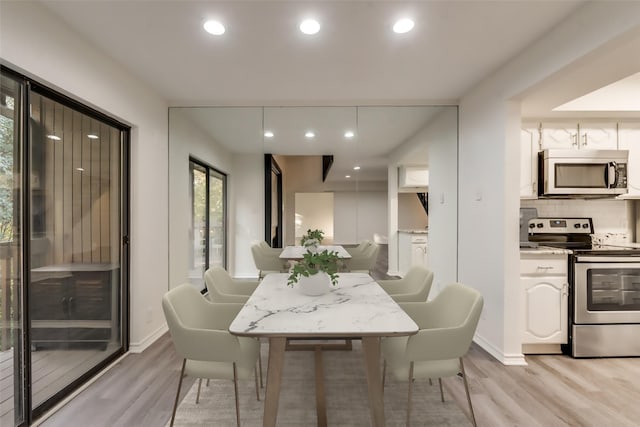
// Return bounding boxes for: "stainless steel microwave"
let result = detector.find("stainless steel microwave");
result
[538,149,628,196]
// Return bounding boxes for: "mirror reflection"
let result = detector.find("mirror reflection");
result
[168,105,458,293]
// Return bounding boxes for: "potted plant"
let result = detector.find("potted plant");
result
[300,229,325,251]
[288,249,340,295]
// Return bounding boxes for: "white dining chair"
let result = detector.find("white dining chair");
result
[377,265,434,302]
[381,283,484,427]
[344,242,380,273]
[251,242,287,279]
[162,283,261,427]
[204,267,258,302]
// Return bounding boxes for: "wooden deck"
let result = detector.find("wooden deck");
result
[1,344,119,426]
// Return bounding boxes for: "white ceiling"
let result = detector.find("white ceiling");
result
[38,0,583,105]
[42,0,635,183]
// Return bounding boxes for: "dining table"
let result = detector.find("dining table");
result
[278,244,352,260]
[228,272,418,427]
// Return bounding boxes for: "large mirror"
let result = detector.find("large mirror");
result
[168,105,458,293]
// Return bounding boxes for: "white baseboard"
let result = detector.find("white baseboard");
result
[473,333,527,366]
[129,323,168,353]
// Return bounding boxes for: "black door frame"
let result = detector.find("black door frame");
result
[264,154,283,248]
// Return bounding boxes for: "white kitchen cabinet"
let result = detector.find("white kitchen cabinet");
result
[618,122,640,198]
[520,124,539,199]
[578,122,618,149]
[520,254,568,350]
[398,232,428,276]
[540,121,618,150]
[540,121,579,149]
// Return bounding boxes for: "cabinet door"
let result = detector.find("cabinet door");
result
[71,273,111,320]
[30,278,69,320]
[522,277,568,344]
[540,122,578,149]
[411,243,427,267]
[619,122,640,197]
[520,126,538,198]
[579,122,618,149]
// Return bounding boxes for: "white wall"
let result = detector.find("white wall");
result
[0,2,170,351]
[168,109,233,288]
[398,193,428,230]
[388,108,458,289]
[231,153,264,278]
[333,191,387,245]
[295,193,334,241]
[458,2,640,364]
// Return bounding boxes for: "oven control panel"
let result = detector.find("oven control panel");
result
[528,217,593,234]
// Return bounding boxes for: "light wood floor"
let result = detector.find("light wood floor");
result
[38,246,640,426]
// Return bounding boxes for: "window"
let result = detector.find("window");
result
[188,158,226,290]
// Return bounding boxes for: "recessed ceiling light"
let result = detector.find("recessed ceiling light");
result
[345,175,351,179]
[353,166,361,171]
[300,19,320,35]
[393,18,414,34]
[203,20,225,35]
[47,135,61,141]
[87,134,99,139]
[305,131,315,138]
[264,131,274,138]
[344,131,354,138]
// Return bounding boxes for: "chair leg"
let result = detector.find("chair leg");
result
[196,378,203,404]
[233,362,240,427]
[206,379,210,387]
[170,359,187,427]
[460,357,477,427]
[254,365,261,401]
[406,361,414,427]
[438,378,445,402]
[429,378,433,386]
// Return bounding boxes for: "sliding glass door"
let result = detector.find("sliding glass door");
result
[0,67,129,426]
[189,158,226,290]
[0,70,25,427]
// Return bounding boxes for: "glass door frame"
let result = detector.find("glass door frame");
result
[1,65,131,424]
[188,156,227,290]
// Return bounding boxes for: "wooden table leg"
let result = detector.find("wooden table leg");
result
[362,336,385,427]
[314,345,328,427]
[264,337,286,427]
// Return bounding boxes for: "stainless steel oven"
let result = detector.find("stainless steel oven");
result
[571,253,640,357]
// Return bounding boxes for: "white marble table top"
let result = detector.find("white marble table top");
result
[229,273,418,338]
[279,245,352,260]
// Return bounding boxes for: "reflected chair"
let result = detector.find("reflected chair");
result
[344,242,380,273]
[162,284,261,427]
[251,242,286,279]
[377,266,434,302]
[345,240,372,257]
[381,283,484,427]
[204,267,258,303]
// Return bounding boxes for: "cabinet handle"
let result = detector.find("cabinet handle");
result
[61,297,69,314]
[69,297,75,313]
[562,283,568,296]
[582,133,587,146]
[571,134,578,147]
[536,266,554,270]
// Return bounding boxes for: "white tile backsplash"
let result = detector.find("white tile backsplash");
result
[521,199,633,239]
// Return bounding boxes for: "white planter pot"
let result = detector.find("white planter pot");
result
[297,271,331,296]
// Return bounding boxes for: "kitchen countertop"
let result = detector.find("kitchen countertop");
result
[398,229,428,234]
[520,246,572,255]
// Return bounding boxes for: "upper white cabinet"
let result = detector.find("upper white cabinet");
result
[398,166,428,192]
[618,122,640,198]
[540,121,578,149]
[520,124,539,199]
[579,122,618,149]
[540,121,617,150]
